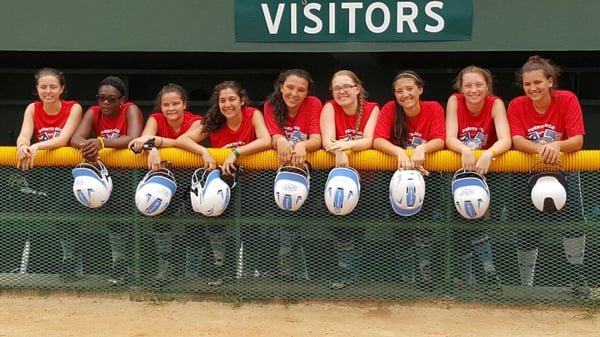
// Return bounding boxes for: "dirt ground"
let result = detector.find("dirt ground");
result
[0,292,598,337]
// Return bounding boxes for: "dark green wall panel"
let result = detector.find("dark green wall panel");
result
[2,1,599,52]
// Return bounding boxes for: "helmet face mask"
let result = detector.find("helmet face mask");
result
[135,168,177,216]
[389,169,425,216]
[190,168,231,216]
[72,160,113,208]
[324,167,361,216]
[452,169,490,219]
[273,164,310,212]
[528,171,567,213]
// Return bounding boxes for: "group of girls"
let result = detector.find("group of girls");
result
[15,54,585,292]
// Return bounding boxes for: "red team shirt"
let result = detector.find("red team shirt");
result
[452,93,499,150]
[326,99,379,140]
[209,106,258,148]
[33,100,77,142]
[507,90,585,144]
[264,96,322,144]
[90,102,135,139]
[149,111,202,139]
[374,100,445,148]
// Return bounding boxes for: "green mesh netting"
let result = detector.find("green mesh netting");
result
[1,164,599,305]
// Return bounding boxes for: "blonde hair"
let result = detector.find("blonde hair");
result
[330,70,368,134]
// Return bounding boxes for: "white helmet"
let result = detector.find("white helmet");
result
[324,167,361,216]
[190,168,231,216]
[529,171,567,213]
[273,164,310,211]
[389,170,425,216]
[72,160,113,208]
[135,168,177,216]
[452,169,490,219]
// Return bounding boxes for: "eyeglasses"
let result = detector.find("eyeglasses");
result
[96,95,123,103]
[332,84,358,93]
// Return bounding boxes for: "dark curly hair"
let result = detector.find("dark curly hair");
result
[202,80,248,134]
[265,69,314,129]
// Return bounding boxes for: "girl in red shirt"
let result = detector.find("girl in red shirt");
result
[263,70,322,280]
[445,66,511,294]
[177,80,271,285]
[508,56,587,294]
[70,76,144,162]
[321,70,381,289]
[129,83,203,286]
[374,71,445,291]
[16,68,83,171]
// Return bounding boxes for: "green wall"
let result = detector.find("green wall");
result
[2,0,599,52]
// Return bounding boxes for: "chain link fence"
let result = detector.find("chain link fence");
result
[1,150,599,305]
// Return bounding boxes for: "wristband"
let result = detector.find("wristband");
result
[97,136,105,149]
[489,147,497,157]
[232,148,241,158]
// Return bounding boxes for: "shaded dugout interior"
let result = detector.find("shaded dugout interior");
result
[1,50,600,148]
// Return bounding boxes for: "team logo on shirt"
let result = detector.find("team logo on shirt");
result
[461,131,486,150]
[342,129,363,141]
[407,137,425,150]
[284,126,307,145]
[38,129,61,141]
[529,129,561,144]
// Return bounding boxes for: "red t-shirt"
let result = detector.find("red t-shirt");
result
[453,93,499,150]
[263,95,322,144]
[209,106,258,149]
[33,100,77,142]
[507,90,585,144]
[149,111,202,139]
[90,102,136,139]
[325,99,379,140]
[375,100,445,149]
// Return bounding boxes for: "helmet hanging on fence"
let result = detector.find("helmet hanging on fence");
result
[273,164,311,211]
[135,167,177,216]
[324,167,361,216]
[389,169,425,216]
[452,169,490,219]
[528,163,567,213]
[72,160,113,208]
[190,168,232,216]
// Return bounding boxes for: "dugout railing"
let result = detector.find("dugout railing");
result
[0,147,599,305]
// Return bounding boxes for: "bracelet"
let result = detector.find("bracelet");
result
[488,147,497,157]
[17,143,24,150]
[97,136,105,149]
[232,148,241,158]
[156,136,163,148]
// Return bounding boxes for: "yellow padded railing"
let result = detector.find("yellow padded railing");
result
[0,146,599,172]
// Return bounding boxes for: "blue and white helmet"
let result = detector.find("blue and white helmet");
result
[389,169,425,216]
[324,167,361,216]
[190,168,231,217]
[135,168,177,216]
[452,169,490,219]
[273,164,310,211]
[72,160,113,208]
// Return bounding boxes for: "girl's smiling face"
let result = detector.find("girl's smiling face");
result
[160,91,187,121]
